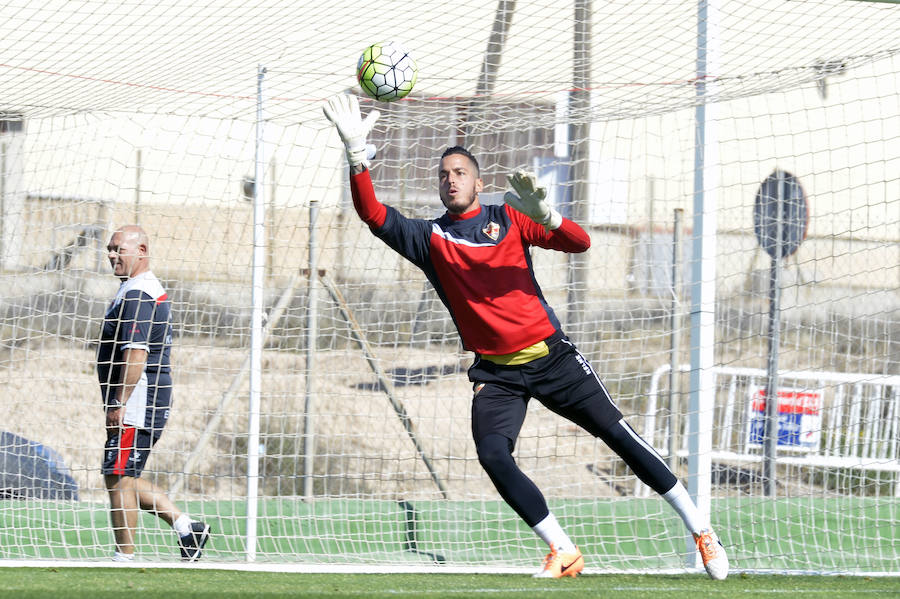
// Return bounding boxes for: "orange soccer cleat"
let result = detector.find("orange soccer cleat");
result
[694,529,729,580]
[532,544,584,578]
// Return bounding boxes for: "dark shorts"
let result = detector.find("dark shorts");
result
[102,426,162,478]
[468,336,623,445]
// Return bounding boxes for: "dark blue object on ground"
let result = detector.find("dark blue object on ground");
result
[0,431,79,500]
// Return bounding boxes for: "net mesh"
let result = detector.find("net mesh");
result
[0,0,898,572]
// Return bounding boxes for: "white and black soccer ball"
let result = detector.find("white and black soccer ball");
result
[356,41,417,102]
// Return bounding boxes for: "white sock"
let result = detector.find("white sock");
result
[531,512,577,554]
[662,481,710,535]
[112,551,134,562]
[174,514,193,537]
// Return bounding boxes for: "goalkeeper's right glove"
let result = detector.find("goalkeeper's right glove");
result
[504,169,562,231]
[322,94,380,169]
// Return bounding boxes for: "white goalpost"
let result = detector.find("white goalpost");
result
[0,0,899,575]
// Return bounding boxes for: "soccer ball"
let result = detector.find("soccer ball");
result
[356,41,417,102]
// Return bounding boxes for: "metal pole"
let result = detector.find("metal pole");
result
[302,195,320,500]
[687,0,719,569]
[763,171,785,497]
[668,208,684,469]
[267,159,276,280]
[462,0,516,146]
[567,0,592,345]
[246,65,267,562]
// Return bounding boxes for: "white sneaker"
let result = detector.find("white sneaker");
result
[694,529,728,580]
[111,551,134,562]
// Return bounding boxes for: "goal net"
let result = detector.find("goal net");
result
[1,0,898,574]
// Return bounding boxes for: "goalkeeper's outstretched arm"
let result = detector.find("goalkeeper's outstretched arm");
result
[323,94,386,227]
[349,169,387,229]
[504,169,562,231]
[322,94,379,171]
[504,169,590,253]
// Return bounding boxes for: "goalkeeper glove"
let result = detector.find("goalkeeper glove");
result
[322,94,380,169]
[503,169,562,231]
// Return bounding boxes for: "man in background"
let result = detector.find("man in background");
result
[99,224,209,562]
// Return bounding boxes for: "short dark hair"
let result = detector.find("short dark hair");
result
[440,146,480,176]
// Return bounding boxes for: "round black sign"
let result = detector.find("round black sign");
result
[753,170,808,258]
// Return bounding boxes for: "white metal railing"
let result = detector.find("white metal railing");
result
[642,365,900,494]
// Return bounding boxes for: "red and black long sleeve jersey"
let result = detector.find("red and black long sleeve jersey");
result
[351,168,590,355]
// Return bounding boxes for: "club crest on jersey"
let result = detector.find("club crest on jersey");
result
[482,221,500,241]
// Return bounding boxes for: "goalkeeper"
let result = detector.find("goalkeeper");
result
[324,94,728,580]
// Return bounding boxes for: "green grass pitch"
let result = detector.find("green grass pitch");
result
[1,496,898,599]
[0,568,898,599]
[2,497,898,573]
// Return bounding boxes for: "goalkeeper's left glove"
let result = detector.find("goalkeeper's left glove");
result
[503,169,562,231]
[322,94,379,169]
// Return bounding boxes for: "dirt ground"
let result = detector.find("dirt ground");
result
[1,339,633,504]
